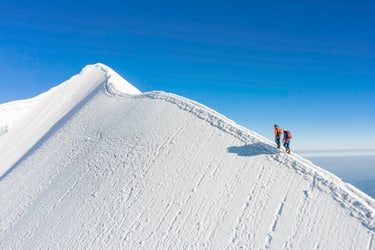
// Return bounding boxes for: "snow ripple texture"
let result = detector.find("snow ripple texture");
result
[0,64,374,249]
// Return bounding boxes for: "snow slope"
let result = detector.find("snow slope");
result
[0,63,140,178]
[0,64,374,249]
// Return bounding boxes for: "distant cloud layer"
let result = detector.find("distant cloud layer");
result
[296,149,375,157]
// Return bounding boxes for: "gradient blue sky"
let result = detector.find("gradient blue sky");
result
[1,0,374,150]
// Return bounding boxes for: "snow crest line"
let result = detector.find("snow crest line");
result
[0,63,141,180]
[95,63,141,96]
[131,91,375,232]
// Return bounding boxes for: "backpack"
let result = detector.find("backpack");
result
[285,130,292,139]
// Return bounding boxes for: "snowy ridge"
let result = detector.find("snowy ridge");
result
[0,64,374,248]
[0,63,140,178]
[140,91,375,231]
[99,63,142,96]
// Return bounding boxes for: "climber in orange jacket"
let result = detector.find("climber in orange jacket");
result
[274,124,283,149]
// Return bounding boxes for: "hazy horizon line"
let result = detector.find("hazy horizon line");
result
[295,148,375,157]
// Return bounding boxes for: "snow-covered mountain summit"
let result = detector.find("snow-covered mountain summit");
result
[0,64,374,249]
[0,63,141,177]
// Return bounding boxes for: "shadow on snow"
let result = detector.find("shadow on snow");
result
[227,142,280,157]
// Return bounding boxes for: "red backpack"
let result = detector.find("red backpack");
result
[285,130,292,139]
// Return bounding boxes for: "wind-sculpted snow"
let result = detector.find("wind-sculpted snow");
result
[0,63,140,178]
[0,65,374,249]
[142,91,375,231]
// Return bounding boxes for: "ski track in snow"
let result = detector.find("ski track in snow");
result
[142,91,375,229]
[368,234,375,250]
[0,64,374,249]
[263,192,288,249]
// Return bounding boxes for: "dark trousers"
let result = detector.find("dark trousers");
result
[275,137,281,147]
[283,139,290,152]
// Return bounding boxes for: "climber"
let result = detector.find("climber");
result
[274,124,283,149]
[283,129,292,154]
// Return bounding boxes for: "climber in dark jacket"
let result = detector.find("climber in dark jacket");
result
[283,129,292,154]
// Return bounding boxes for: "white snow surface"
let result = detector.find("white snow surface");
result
[0,63,140,178]
[0,64,374,249]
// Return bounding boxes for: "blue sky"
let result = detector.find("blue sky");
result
[1,0,374,150]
